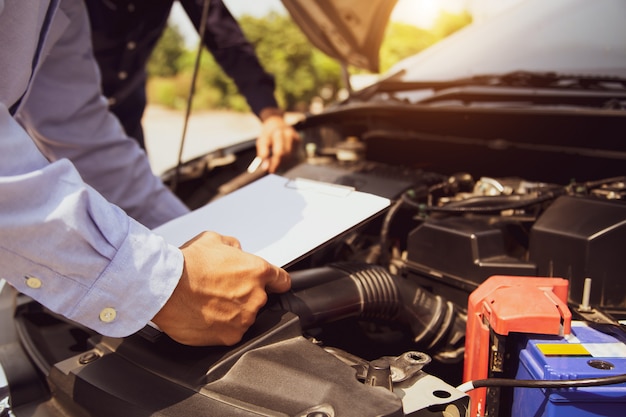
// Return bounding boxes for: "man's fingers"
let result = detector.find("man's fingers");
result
[256,138,270,161]
[265,267,291,293]
[256,116,301,173]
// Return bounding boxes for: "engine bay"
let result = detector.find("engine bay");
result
[4,111,626,416]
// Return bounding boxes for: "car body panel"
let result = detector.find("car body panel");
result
[386,0,626,82]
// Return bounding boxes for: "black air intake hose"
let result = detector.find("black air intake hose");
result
[278,263,465,354]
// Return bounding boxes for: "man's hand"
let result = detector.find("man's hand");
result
[256,109,300,173]
[152,231,291,346]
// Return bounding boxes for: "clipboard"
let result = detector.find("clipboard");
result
[153,174,391,268]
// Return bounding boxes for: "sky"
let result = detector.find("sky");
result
[172,0,525,47]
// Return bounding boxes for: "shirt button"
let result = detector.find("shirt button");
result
[99,307,117,323]
[127,41,136,50]
[118,71,128,80]
[25,276,42,289]
[107,97,117,106]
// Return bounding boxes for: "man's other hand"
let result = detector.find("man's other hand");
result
[256,108,300,173]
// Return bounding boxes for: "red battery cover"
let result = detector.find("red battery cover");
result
[463,275,572,417]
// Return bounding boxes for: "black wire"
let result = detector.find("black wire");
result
[396,185,564,214]
[378,184,431,265]
[378,196,404,265]
[465,373,626,391]
[431,188,564,214]
[399,175,625,215]
[171,0,211,193]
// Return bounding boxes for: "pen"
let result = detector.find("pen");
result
[219,157,269,196]
[247,156,267,173]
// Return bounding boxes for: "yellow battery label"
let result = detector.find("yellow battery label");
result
[536,343,591,356]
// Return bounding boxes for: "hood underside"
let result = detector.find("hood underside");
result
[280,0,398,72]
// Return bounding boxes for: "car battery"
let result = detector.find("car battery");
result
[463,275,572,417]
[512,321,626,417]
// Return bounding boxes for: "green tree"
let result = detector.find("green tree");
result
[377,12,472,74]
[147,23,186,77]
[156,12,341,112]
[432,11,473,39]
[379,22,437,74]
[238,12,342,111]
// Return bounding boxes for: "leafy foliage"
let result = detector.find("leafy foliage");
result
[147,24,186,77]
[432,10,473,39]
[147,9,471,111]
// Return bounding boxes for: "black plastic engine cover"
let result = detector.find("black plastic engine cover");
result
[47,309,404,417]
[529,195,626,314]
[404,216,536,309]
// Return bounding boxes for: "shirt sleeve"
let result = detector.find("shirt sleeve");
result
[0,105,183,337]
[180,0,280,116]
[16,0,190,230]
[0,0,184,337]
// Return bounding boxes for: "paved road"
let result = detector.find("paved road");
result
[143,105,263,175]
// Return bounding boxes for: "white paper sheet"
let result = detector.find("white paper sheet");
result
[153,174,391,267]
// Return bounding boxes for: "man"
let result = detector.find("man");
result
[85,0,298,173]
[0,0,290,346]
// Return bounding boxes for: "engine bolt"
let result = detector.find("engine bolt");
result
[78,351,100,365]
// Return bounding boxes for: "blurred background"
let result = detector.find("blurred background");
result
[143,0,525,174]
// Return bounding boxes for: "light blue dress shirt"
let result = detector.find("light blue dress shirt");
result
[0,0,190,337]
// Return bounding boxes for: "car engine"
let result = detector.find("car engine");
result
[3,106,626,416]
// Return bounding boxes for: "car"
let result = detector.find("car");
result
[2,0,625,416]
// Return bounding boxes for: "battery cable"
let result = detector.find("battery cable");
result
[457,373,626,393]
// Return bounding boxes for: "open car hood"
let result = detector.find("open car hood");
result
[280,0,398,72]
